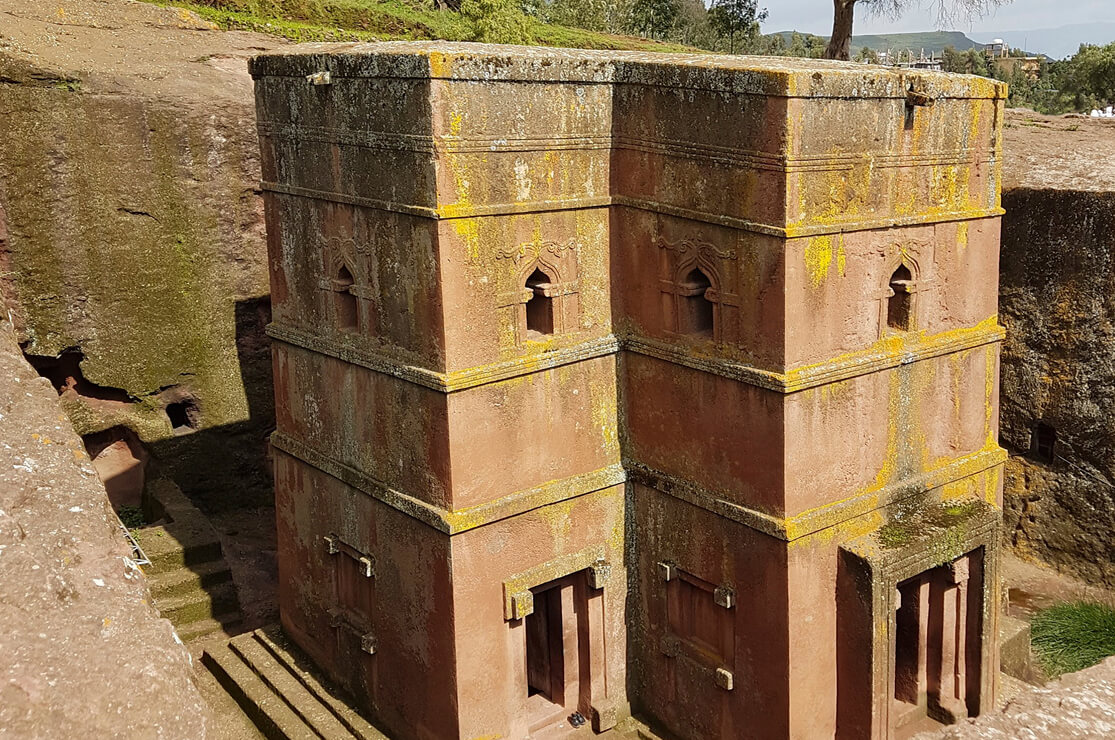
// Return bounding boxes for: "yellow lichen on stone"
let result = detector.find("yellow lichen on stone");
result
[803,234,835,288]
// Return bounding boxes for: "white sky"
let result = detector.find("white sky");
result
[761,0,1115,35]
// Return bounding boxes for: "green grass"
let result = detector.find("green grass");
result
[1031,600,1115,677]
[117,505,146,529]
[142,0,695,51]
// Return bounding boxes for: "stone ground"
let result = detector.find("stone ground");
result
[208,506,280,634]
[921,656,1115,739]
[188,507,278,739]
[1004,550,1115,620]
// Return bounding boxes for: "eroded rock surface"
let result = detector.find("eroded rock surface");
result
[0,318,208,738]
[921,658,1115,738]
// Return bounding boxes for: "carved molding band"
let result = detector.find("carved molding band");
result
[262,181,1005,238]
[502,546,609,621]
[272,432,625,535]
[268,322,1002,397]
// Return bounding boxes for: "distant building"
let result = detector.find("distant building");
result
[888,48,943,71]
[984,39,1009,58]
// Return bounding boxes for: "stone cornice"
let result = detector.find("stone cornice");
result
[271,432,626,535]
[257,121,998,173]
[267,322,1004,395]
[266,323,619,393]
[272,431,1004,541]
[627,445,1006,541]
[624,324,1005,393]
[250,43,1007,101]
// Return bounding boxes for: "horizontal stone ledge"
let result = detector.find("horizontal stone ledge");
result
[628,444,1007,542]
[271,432,625,534]
[266,324,619,393]
[260,182,1004,238]
[268,322,1003,395]
[272,430,1004,540]
[626,322,1006,393]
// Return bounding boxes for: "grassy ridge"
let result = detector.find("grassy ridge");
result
[143,0,695,50]
[773,29,982,54]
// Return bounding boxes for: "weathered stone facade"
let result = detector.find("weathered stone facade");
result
[254,43,1006,739]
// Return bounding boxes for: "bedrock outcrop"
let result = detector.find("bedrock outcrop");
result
[0,317,208,737]
[0,0,283,510]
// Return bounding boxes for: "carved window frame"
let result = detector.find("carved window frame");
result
[656,237,738,343]
[877,253,930,338]
[495,240,581,345]
[321,236,377,338]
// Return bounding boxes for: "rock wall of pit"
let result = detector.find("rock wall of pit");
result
[0,0,283,511]
[999,187,1115,586]
[999,113,1115,587]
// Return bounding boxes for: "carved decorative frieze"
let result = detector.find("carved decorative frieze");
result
[654,235,736,261]
[496,237,580,264]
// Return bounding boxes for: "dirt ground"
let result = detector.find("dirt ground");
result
[1002,109,1115,191]
[0,0,285,100]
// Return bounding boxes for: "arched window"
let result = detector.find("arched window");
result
[333,264,358,333]
[887,265,913,332]
[678,267,714,337]
[525,268,554,338]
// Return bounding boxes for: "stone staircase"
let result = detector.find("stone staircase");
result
[202,627,387,740]
[138,479,241,641]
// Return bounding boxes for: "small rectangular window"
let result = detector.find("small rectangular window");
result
[1031,423,1056,463]
[667,570,730,663]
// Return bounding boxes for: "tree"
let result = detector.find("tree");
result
[854,45,879,63]
[823,1,1010,61]
[708,0,767,54]
[940,45,966,73]
[1064,42,1115,107]
[460,0,533,43]
[629,0,680,39]
[541,0,613,32]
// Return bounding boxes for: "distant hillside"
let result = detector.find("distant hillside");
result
[773,29,981,54]
[970,23,1115,60]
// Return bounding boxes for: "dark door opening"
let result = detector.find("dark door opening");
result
[526,583,564,703]
[522,575,590,734]
[892,550,984,738]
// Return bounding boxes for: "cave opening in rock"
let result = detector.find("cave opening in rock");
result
[166,398,200,433]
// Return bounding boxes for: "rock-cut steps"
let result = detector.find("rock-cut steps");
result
[202,627,387,740]
[139,479,241,641]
